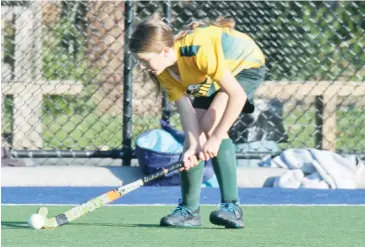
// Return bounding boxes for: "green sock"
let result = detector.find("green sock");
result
[180,160,204,211]
[212,138,238,203]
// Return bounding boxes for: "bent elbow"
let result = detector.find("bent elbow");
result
[230,87,247,108]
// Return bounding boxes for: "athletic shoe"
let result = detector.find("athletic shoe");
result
[209,202,244,228]
[160,204,201,227]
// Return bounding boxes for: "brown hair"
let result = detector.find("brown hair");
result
[129,16,235,94]
[175,16,235,40]
[129,19,174,93]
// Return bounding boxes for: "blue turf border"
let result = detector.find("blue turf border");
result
[2,187,365,205]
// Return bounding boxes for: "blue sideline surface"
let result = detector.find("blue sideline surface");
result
[2,187,365,205]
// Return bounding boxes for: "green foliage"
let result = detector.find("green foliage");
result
[2,96,13,137]
[299,2,365,81]
[2,21,15,69]
[42,2,99,116]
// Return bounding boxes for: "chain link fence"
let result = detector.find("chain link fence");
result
[1,1,365,165]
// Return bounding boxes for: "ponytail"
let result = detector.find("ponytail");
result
[175,16,235,40]
[213,16,235,28]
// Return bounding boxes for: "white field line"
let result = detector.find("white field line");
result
[2,203,365,207]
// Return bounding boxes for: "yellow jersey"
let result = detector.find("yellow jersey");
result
[156,25,265,102]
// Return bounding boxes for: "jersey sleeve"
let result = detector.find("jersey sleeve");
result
[157,73,186,102]
[195,40,227,82]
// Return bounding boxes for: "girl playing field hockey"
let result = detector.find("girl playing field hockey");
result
[129,16,266,228]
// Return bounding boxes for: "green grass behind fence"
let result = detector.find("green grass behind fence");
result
[40,107,364,152]
[2,99,365,152]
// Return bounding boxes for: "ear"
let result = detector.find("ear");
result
[162,47,172,57]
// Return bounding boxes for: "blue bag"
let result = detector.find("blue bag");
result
[135,121,215,186]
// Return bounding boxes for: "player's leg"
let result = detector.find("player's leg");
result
[178,108,207,210]
[198,92,244,228]
[201,93,238,202]
[160,106,207,227]
[202,66,266,228]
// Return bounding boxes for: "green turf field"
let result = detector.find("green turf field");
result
[2,205,365,247]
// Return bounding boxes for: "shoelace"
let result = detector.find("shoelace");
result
[220,202,235,212]
[171,201,192,217]
[220,202,242,218]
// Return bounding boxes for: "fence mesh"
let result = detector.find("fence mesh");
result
[1,1,365,165]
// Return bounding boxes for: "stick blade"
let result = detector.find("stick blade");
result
[37,207,48,216]
[37,207,58,229]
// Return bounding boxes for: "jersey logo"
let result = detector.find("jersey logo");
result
[186,79,217,97]
[180,45,201,57]
[187,84,202,96]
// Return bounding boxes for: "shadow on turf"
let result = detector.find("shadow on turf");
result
[71,222,220,229]
[1,221,30,229]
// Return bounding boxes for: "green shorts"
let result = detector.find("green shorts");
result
[192,66,266,113]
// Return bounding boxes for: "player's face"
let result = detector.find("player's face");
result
[136,47,174,75]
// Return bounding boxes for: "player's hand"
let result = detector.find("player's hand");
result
[181,147,200,171]
[199,135,222,160]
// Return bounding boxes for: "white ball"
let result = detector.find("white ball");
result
[28,213,44,230]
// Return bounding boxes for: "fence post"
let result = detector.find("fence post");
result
[122,0,134,166]
[315,96,323,149]
[161,0,172,123]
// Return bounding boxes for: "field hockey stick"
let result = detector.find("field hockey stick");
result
[37,161,183,229]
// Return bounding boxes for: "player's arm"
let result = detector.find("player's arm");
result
[157,74,201,149]
[176,95,201,151]
[157,75,201,166]
[211,69,247,139]
[194,39,248,140]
